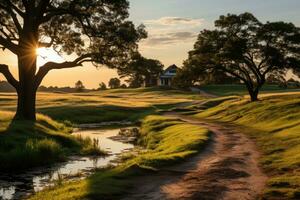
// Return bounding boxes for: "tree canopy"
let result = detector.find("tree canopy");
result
[98,82,107,90]
[118,53,163,88]
[184,12,300,101]
[75,80,85,92]
[108,77,121,89]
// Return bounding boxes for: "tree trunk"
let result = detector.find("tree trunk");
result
[249,90,259,102]
[12,15,39,121]
[245,83,260,102]
[15,47,38,121]
[15,85,37,121]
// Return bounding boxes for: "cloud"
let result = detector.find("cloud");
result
[145,17,204,26]
[142,31,198,46]
[140,16,204,48]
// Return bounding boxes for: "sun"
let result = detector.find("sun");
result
[36,47,65,66]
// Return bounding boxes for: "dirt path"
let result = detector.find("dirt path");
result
[121,115,267,200]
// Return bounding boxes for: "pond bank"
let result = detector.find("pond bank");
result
[0,127,136,200]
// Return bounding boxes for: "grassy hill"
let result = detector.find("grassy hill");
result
[195,93,300,199]
[0,88,205,171]
[1,87,299,199]
[0,112,102,172]
[0,88,204,124]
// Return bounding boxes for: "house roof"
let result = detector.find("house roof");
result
[164,64,179,72]
[159,64,179,79]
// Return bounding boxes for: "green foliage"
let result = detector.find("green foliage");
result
[183,12,300,101]
[0,138,63,171]
[98,82,107,90]
[75,80,85,92]
[118,52,164,88]
[195,93,300,199]
[108,78,121,89]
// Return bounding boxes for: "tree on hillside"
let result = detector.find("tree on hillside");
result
[184,13,300,101]
[118,53,163,88]
[98,82,107,90]
[108,78,121,89]
[0,0,146,120]
[75,80,85,92]
[120,83,127,88]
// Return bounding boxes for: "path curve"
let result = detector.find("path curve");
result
[121,114,267,200]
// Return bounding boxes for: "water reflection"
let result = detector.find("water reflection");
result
[0,128,134,200]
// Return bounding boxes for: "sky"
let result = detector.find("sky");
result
[1,0,300,89]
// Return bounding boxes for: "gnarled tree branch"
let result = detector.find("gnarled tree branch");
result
[7,0,25,17]
[0,35,19,54]
[0,2,23,33]
[0,64,19,90]
[34,54,93,88]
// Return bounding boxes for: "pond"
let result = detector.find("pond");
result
[0,127,135,200]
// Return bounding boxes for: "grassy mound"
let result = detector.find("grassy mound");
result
[30,115,210,200]
[0,111,103,172]
[195,93,300,199]
[129,115,210,168]
[38,105,155,125]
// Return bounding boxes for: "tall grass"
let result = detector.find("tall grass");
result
[0,139,63,170]
[0,112,105,172]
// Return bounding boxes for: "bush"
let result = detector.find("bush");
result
[0,139,64,172]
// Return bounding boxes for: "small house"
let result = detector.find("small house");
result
[158,64,179,87]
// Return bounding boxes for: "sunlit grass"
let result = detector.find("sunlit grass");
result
[0,88,204,124]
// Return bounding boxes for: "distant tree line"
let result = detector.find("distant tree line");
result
[0,78,131,93]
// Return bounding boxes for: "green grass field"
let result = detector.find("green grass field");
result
[195,93,300,199]
[0,87,204,124]
[30,115,210,200]
[0,88,205,171]
[0,86,299,199]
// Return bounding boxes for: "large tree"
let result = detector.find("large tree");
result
[0,0,146,120]
[185,13,300,101]
[118,53,163,88]
[108,77,121,89]
[75,80,85,92]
